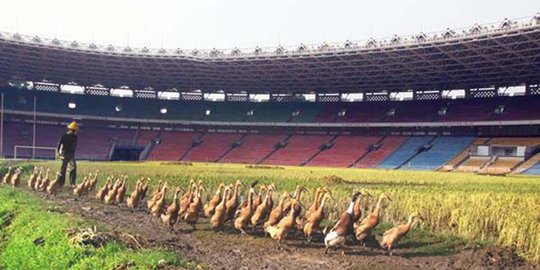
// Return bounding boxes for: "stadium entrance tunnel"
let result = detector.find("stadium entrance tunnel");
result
[110,145,144,161]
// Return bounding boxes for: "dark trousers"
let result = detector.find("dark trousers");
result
[59,154,77,186]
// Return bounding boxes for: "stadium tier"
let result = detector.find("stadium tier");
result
[182,133,244,162]
[3,89,540,123]
[263,135,334,166]
[221,134,287,164]
[307,136,381,167]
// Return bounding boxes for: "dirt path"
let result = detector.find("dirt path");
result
[39,191,536,270]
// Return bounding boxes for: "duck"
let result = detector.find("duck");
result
[204,183,225,218]
[104,179,121,205]
[265,198,304,249]
[224,180,243,222]
[354,193,392,243]
[96,178,112,202]
[324,192,361,254]
[34,168,45,191]
[127,180,143,210]
[73,177,89,197]
[177,180,196,220]
[210,186,231,230]
[251,184,276,230]
[303,192,334,243]
[146,180,164,211]
[88,171,99,191]
[38,169,51,191]
[264,191,290,228]
[283,185,308,217]
[379,212,424,253]
[2,167,12,184]
[353,191,372,223]
[184,184,206,229]
[234,184,256,235]
[46,172,62,196]
[28,167,40,190]
[10,167,22,187]
[115,176,127,204]
[150,183,168,219]
[251,185,267,211]
[161,187,182,231]
[139,178,149,201]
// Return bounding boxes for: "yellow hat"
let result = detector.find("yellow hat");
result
[67,121,79,131]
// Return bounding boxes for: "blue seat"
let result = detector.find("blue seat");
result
[378,137,434,169]
[402,137,475,170]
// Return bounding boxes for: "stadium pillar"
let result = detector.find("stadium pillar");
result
[0,92,3,158]
[525,84,531,95]
[32,96,36,159]
[464,88,471,98]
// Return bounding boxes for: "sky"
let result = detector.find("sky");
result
[0,0,538,50]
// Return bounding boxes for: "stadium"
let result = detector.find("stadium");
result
[0,5,539,270]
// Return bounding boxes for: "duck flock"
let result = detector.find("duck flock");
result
[2,166,424,255]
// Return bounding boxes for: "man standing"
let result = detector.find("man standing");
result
[57,121,79,186]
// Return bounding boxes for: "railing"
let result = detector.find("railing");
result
[4,109,540,128]
[14,145,58,160]
[0,15,538,59]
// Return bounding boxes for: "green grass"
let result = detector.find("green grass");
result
[0,187,188,270]
[14,160,540,264]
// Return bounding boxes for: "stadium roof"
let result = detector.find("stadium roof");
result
[0,15,540,94]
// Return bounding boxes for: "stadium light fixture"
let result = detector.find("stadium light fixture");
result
[68,102,77,109]
[160,107,168,114]
[115,105,122,112]
[205,109,211,116]
[246,109,254,116]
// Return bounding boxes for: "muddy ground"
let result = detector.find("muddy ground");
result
[37,190,537,270]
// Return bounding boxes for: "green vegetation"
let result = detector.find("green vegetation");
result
[8,160,540,264]
[0,186,187,270]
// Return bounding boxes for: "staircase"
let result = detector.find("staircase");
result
[215,134,248,162]
[396,136,437,169]
[258,135,292,164]
[301,135,338,166]
[477,155,498,173]
[512,153,540,174]
[349,136,386,168]
[440,137,490,172]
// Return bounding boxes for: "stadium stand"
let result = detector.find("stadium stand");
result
[148,131,201,160]
[220,134,287,164]
[307,136,381,167]
[439,138,490,171]
[378,137,435,169]
[435,99,496,122]
[513,153,540,174]
[489,137,540,146]
[354,136,408,168]
[490,96,540,121]
[455,157,491,172]
[523,161,540,175]
[136,130,160,146]
[402,137,475,170]
[263,135,333,166]
[338,103,388,123]
[482,157,523,174]
[183,133,244,162]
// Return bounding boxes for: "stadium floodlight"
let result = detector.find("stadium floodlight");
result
[67,102,77,109]
[246,109,254,116]
[205,109,211,116]
[338,109,347,117]
[115,105,122,112]
[160,107,168,114]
